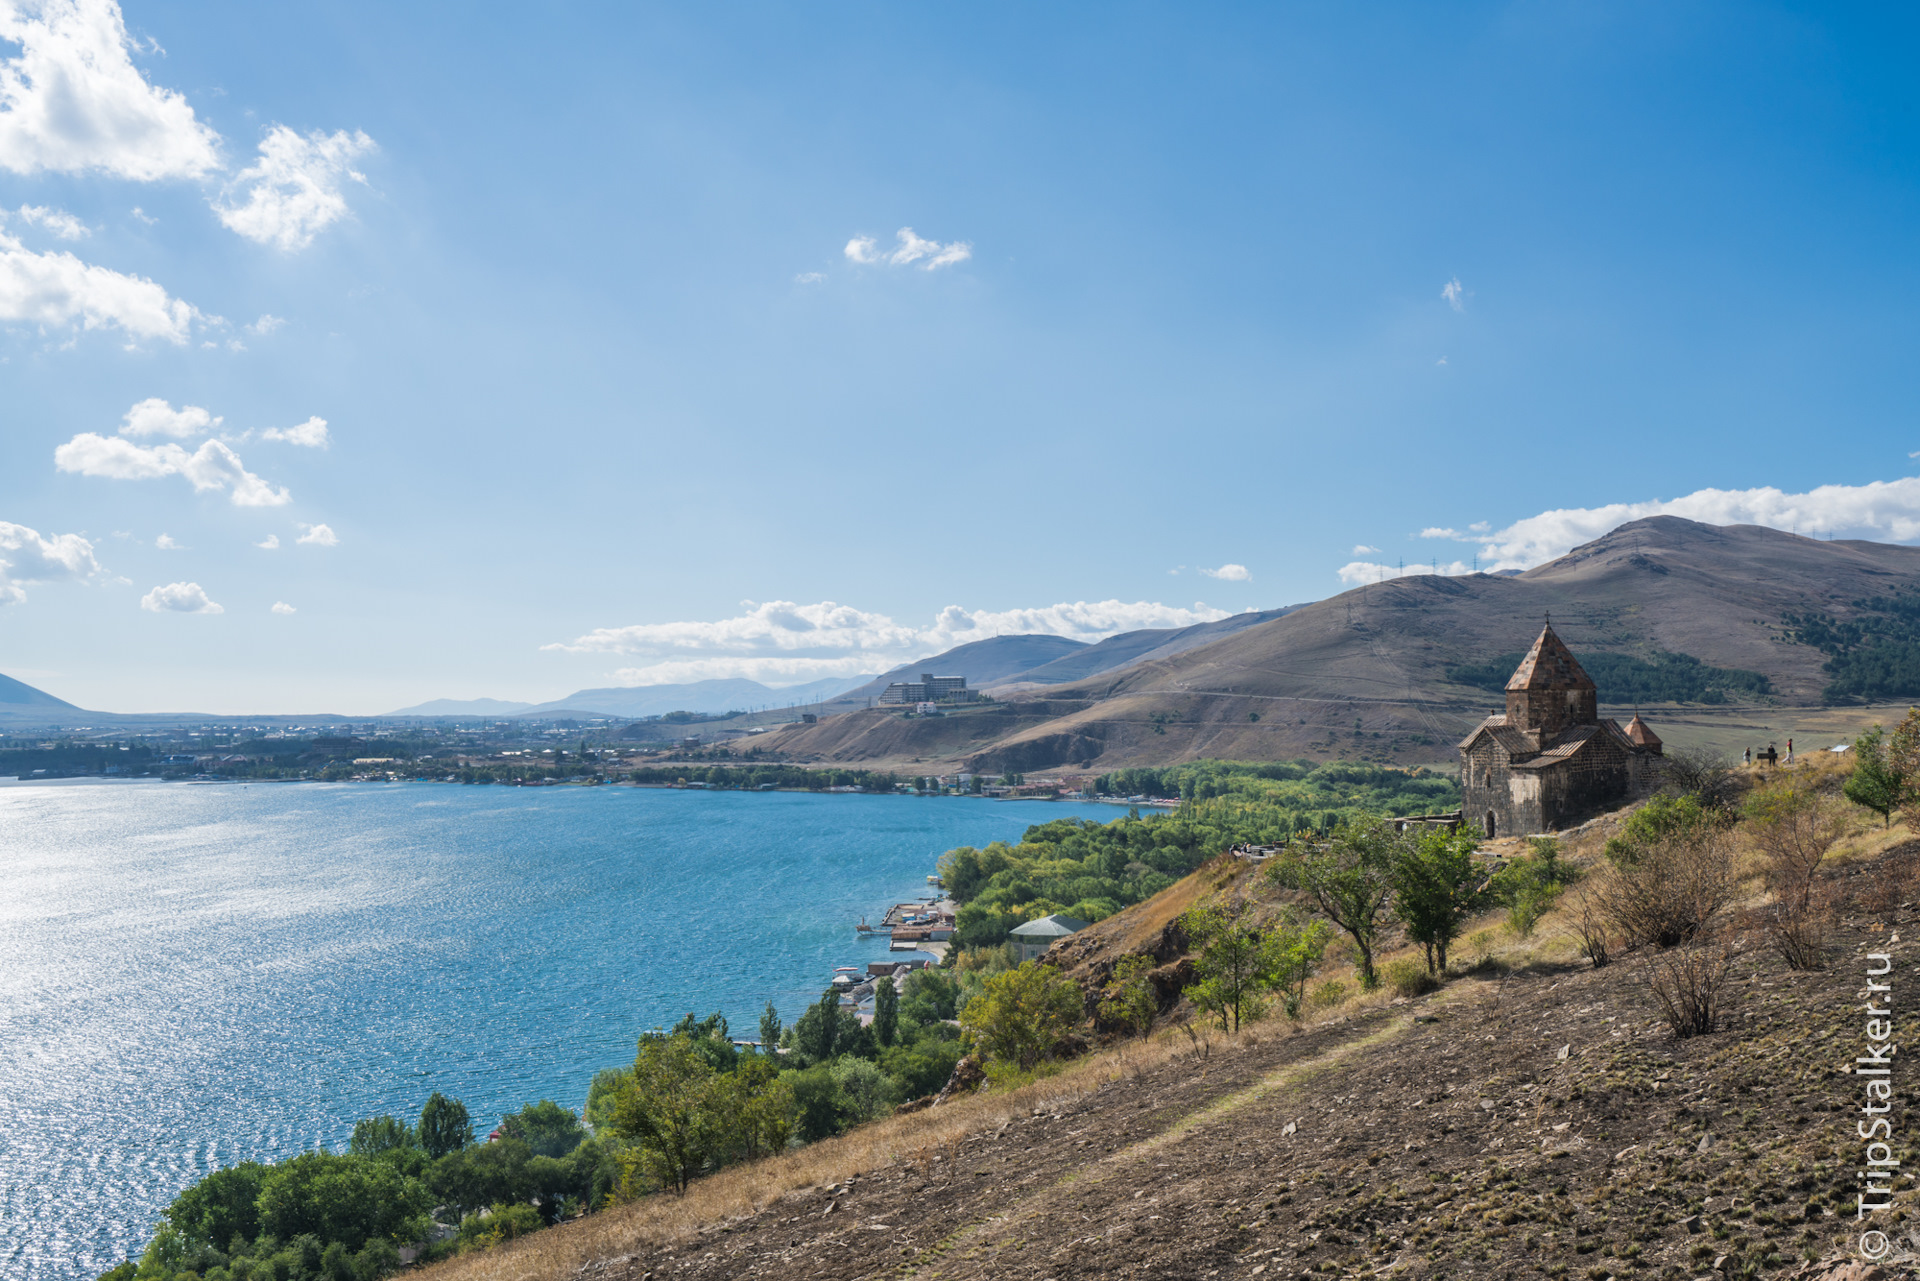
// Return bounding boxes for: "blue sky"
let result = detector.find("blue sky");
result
[4,1,1920,713]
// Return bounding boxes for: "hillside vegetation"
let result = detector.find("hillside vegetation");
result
[941,760,1457,944]
[396,733,1916,1281]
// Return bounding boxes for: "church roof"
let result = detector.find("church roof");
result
[1456,715,1535,755]
[1511,723,1609,769]
[1505,622,1596,693]
[1624,713,1662,749]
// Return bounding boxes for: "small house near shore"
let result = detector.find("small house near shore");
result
[1010,913,1089,962]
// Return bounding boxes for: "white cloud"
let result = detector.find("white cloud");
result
[154,532,180,549]
[120,396,218,438]
[54,433,291,505]
[1399,477,1920,577]
[260,415,328,448]
[1352,544,1381,555]
[0,519,98,603]
[14,203,86,238]
[1442,277,1466,312]
[246,313,283,335]
[295,522,337,546]
[270,600,295,615]
[794,272,825,284]
[214,126,375,251]
[0,230,201,341]
[255,533,278,549]
[844,227,971,271]
[1200,563,1251,582]
[141,580,220,613]
[548,597,1232,685]
[1419,527,1463,540]
[0,0,221,181]
[1337,559,1474,585]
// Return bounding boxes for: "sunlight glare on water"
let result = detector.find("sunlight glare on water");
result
[0,780,1113,1279]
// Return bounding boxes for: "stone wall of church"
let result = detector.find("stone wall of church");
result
[1535,739,1633,832]
[1460,739,1542,838]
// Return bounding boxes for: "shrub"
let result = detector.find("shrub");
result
[1382,957,1441,999]
[1100,953,1159,1037]
[1745,778,1847,912]
[1645,938,1735,1038]
[1307,978,1350,1010]
[1598,813,1733,949]
[1763,889,1832,971]
[1565,881,1613,969]
[1492,850,1568,939]
[957,961,1084,1070]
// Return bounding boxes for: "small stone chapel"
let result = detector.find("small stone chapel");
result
[1456,622,1663,837]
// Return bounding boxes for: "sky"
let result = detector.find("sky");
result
[4,1,1920,713]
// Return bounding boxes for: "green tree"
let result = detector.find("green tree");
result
[1181,907,1270,1032]
[428,1138,535,1216]
[831,1056,898,1126]
[497,1099,588,1158]
[1264,910,1331,1019]
[1846,726,1906,828]
[957,961,1084,1070]
[1099,953,1158,1037]
[792,988,862,1063]
[721,1055,794,1160]
[255,1150,432,1251]
[159,1161,267,1249]
[608,1035,726,1194]
[584,1067,630,1133]
[901,967,961,1022]
[1270,819,1399,988]
[1391,825,1481,973]
[758,1000,783,1053]
[873,974,900,1047]
[347,1115,417,1160]
[418,1091,474,1160]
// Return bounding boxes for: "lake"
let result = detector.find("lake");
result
[0,780,1112,1279]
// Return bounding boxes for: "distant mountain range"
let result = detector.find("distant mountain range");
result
[507,675,875,720]
[386,697,538,717]
[748,517,1920,772]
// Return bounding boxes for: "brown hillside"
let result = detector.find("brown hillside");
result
[748,517,1920,773]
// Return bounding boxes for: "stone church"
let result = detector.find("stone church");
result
[1457,622,1663,837]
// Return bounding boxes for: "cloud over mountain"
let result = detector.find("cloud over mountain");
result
[549,597,1231,684]
[1402,478,1920,578]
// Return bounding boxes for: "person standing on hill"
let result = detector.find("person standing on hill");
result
[1744,747,1752,766]
[1786,737,1794,764]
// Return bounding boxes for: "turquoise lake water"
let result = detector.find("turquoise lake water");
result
[0,780,1113,1279]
